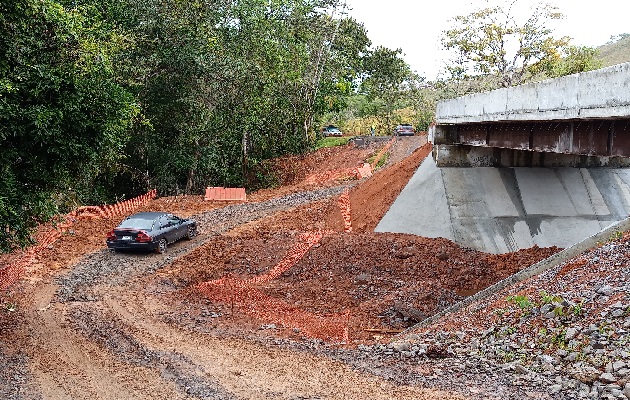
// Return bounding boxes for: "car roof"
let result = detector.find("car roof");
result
[126,211,169,219]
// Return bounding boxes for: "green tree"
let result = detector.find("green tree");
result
[104,0,369,193]
[0,0,139,251]
[360,46,414,132]
[441,2,570,89]
[549,45,603,77]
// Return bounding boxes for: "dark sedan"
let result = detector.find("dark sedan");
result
[394,124,416,136]
[106,212,197,253]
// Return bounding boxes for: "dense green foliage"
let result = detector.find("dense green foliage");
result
[0,0,352,250]
[0,0,139,251]
[0,0,393,251]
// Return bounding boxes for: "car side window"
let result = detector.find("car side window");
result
[167,215,180,225]
[157,216,169,228]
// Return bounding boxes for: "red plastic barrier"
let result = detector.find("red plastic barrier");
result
[204,187,246,201]
[0,189,157,291]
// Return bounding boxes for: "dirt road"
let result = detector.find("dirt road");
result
[0,136,556,399]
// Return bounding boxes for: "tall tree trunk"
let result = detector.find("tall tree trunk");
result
[242,131,249,186]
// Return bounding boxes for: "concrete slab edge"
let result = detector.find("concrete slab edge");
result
[403,217,630,333]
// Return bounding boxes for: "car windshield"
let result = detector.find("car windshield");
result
[118,216,155,230]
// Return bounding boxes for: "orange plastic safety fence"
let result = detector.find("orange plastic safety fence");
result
[338,190,352,233]
[0,190,158,291]
[247,231,332,284]
[196,230,350,342]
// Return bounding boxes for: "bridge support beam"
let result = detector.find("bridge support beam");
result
[431,119,630,167]
[433,119,630,158]
[433,144,630,168]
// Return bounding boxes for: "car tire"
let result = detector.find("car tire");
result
[186,225,196,240]
[156,238,167,254]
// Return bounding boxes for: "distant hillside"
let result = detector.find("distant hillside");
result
[597,35,630,67]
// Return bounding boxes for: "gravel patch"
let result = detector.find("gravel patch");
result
[56,185,353,303]
[350,236,630,400]
[0,344,39,400]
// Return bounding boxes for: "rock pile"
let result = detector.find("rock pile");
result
[361,234,630,399]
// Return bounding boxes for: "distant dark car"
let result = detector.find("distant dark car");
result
[322,125,343,137]
[106,212,197,253]
[394,124,415,136]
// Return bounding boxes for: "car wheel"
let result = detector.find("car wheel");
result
[156,238,167,254]
[186,225,196,240]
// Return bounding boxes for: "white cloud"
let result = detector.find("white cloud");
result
[344,0,630,79]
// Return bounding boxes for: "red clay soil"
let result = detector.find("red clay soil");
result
[1,136,560,400]
[248,142,378,202]
[163,230,558,343]
[1,135,559,346]
[349,143,433,232]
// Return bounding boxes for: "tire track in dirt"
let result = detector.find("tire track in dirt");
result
[20,283,184,400]
[4,140,469,399]
[86,281,467,400]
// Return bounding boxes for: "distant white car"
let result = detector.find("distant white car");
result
[322,125,343,137]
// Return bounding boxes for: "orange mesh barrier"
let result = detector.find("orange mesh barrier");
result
[338,190,352,233]
[73,190,157,219]
[204,187,247,201]
[196,229,350,342]
[0,190,157,291]
[247,231,332,284]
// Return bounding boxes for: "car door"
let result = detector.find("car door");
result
[167,215,186,240]
[156,215,174,243]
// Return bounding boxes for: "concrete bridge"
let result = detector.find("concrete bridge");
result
[378,63,630,253]
[431,62,630,167]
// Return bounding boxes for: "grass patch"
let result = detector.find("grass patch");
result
[315,136,352,150]
[367,151,390,169]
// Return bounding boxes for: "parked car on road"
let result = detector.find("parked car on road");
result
[322,125,343,137]
[106,212,197,253]
[394,124,415,136]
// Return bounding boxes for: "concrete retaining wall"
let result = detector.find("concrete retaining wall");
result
[376,157,630,253]
[437,63,630,124]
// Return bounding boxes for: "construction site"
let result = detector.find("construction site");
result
[2,64,630,400]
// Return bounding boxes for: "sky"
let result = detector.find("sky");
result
[343,0,630,80]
